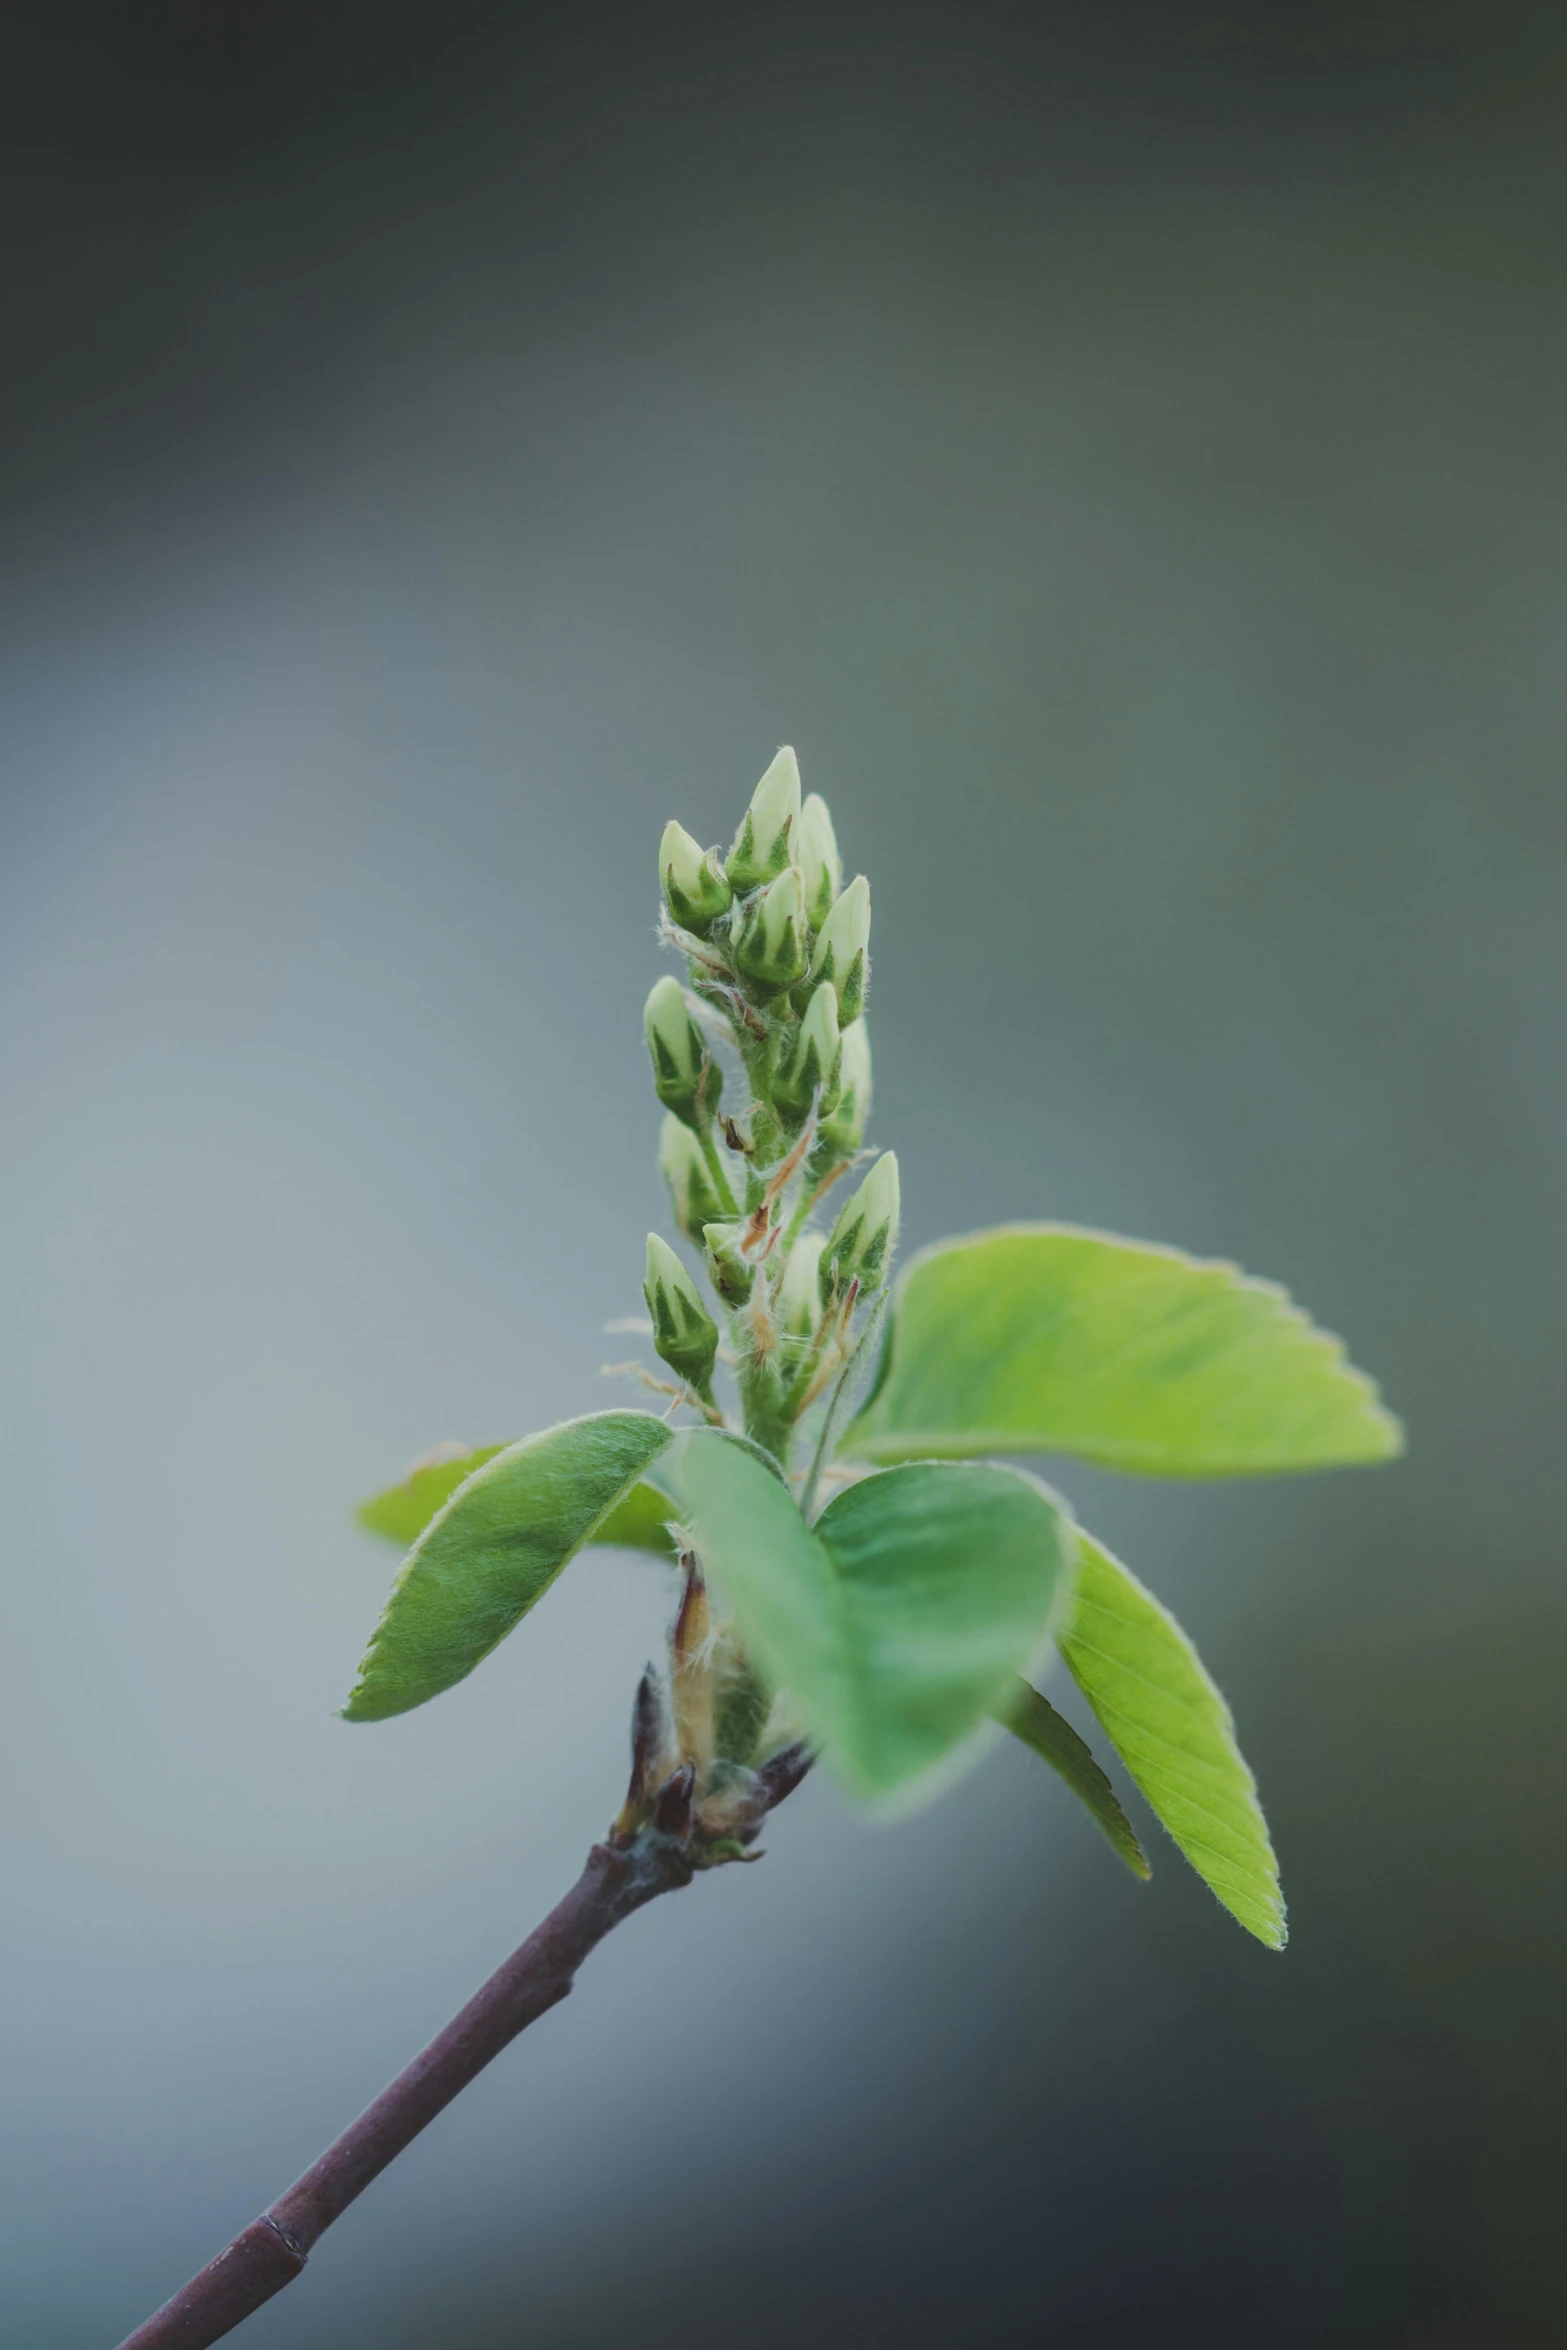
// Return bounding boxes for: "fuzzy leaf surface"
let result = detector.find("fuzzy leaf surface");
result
[842,1223,1402,1478]
[344,1411,672,1721]
[1060,1533,1286,1947]
[997,1676,1150,1878]
[678,1438,1074,1800]
[359,1452,677,1559]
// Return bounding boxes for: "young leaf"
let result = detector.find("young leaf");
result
[358,1446,508,1546]
[361,1449,678,1561]
[590,1479,681,1558]
[343,1411,673,1722]
[995,1676,1150,1879]
[841,1223,1402,1478]
[1059,1534,1286,1948]
[678,1437,1075,1800]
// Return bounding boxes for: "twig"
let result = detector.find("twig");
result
[113,1835,694,2350]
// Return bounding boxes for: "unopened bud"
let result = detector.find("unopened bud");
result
[780,1231,826,1340]
[755,1739,815,1812]
[820,1150,900,1306]
[703,1219,755,1305]
[810,874,870,1024]
[671,1554,716,1773]
[627,1668,670,1809]
[773,981,841,1117]
[659,1115,728,1244]
[726,747,800,892]
[659,820,733,935]
[644,975,721,1129]
[644,1233,720,1390]
[826,1018,872,1152]
[652,1759,696,1837]
[794,793,842,932]
[732,866,809,994]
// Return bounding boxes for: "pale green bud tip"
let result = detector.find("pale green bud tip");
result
[821,1150,900,1304]
[660,819,732,935]
[644,975,721,1127]
[781,1231,827,1338]
[727,746,802,891]
[659,1114,725,1242]
[838,1016,871,1119]
[811,873,871,1023]
[644,1233,719,1387]
[732,864,809,993]
[795,793,842,930]
[775,977,842,1115]
[752,745,802,840]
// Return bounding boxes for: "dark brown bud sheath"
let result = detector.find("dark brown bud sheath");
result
[653,1761,697,1838]
[755,1741,816,1813]
[630,1670,667,1805]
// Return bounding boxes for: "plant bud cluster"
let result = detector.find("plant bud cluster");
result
[639,747,898,1469]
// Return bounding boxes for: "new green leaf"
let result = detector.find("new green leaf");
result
[843,1223,1402,1478]
[996,1676,1150,1879]
[1059,1534,1286,1947]
[358,1446,508,1547]
[344,1411,673,1721]
[359,1451,677,1559]
[678,1438,1075,1800]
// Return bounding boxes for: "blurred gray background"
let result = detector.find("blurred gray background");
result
[2,6,1564,2344]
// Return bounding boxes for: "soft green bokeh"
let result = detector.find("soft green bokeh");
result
[344,1411,672,1720]
[845,1225,1402,1477]
[1061,1535,1285,1948]
[680,1437,1074,1799]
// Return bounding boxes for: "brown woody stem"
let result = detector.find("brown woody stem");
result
[114,1834,693,2350]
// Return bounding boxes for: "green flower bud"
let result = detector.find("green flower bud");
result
[659,820,732,936]
[820,1150,900,1307]
[810,874,870,1024]
[794,792,842,932]
[703,1219,755,1306]
[732,866,809,995]
[773,980,841,1118]
[644,975,721,1129]
[658,1114,729,1244]
[644,1234,720,1391]
[780,1231,826,1341]
[831,1017,872,1151]
[726,747,800,892]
